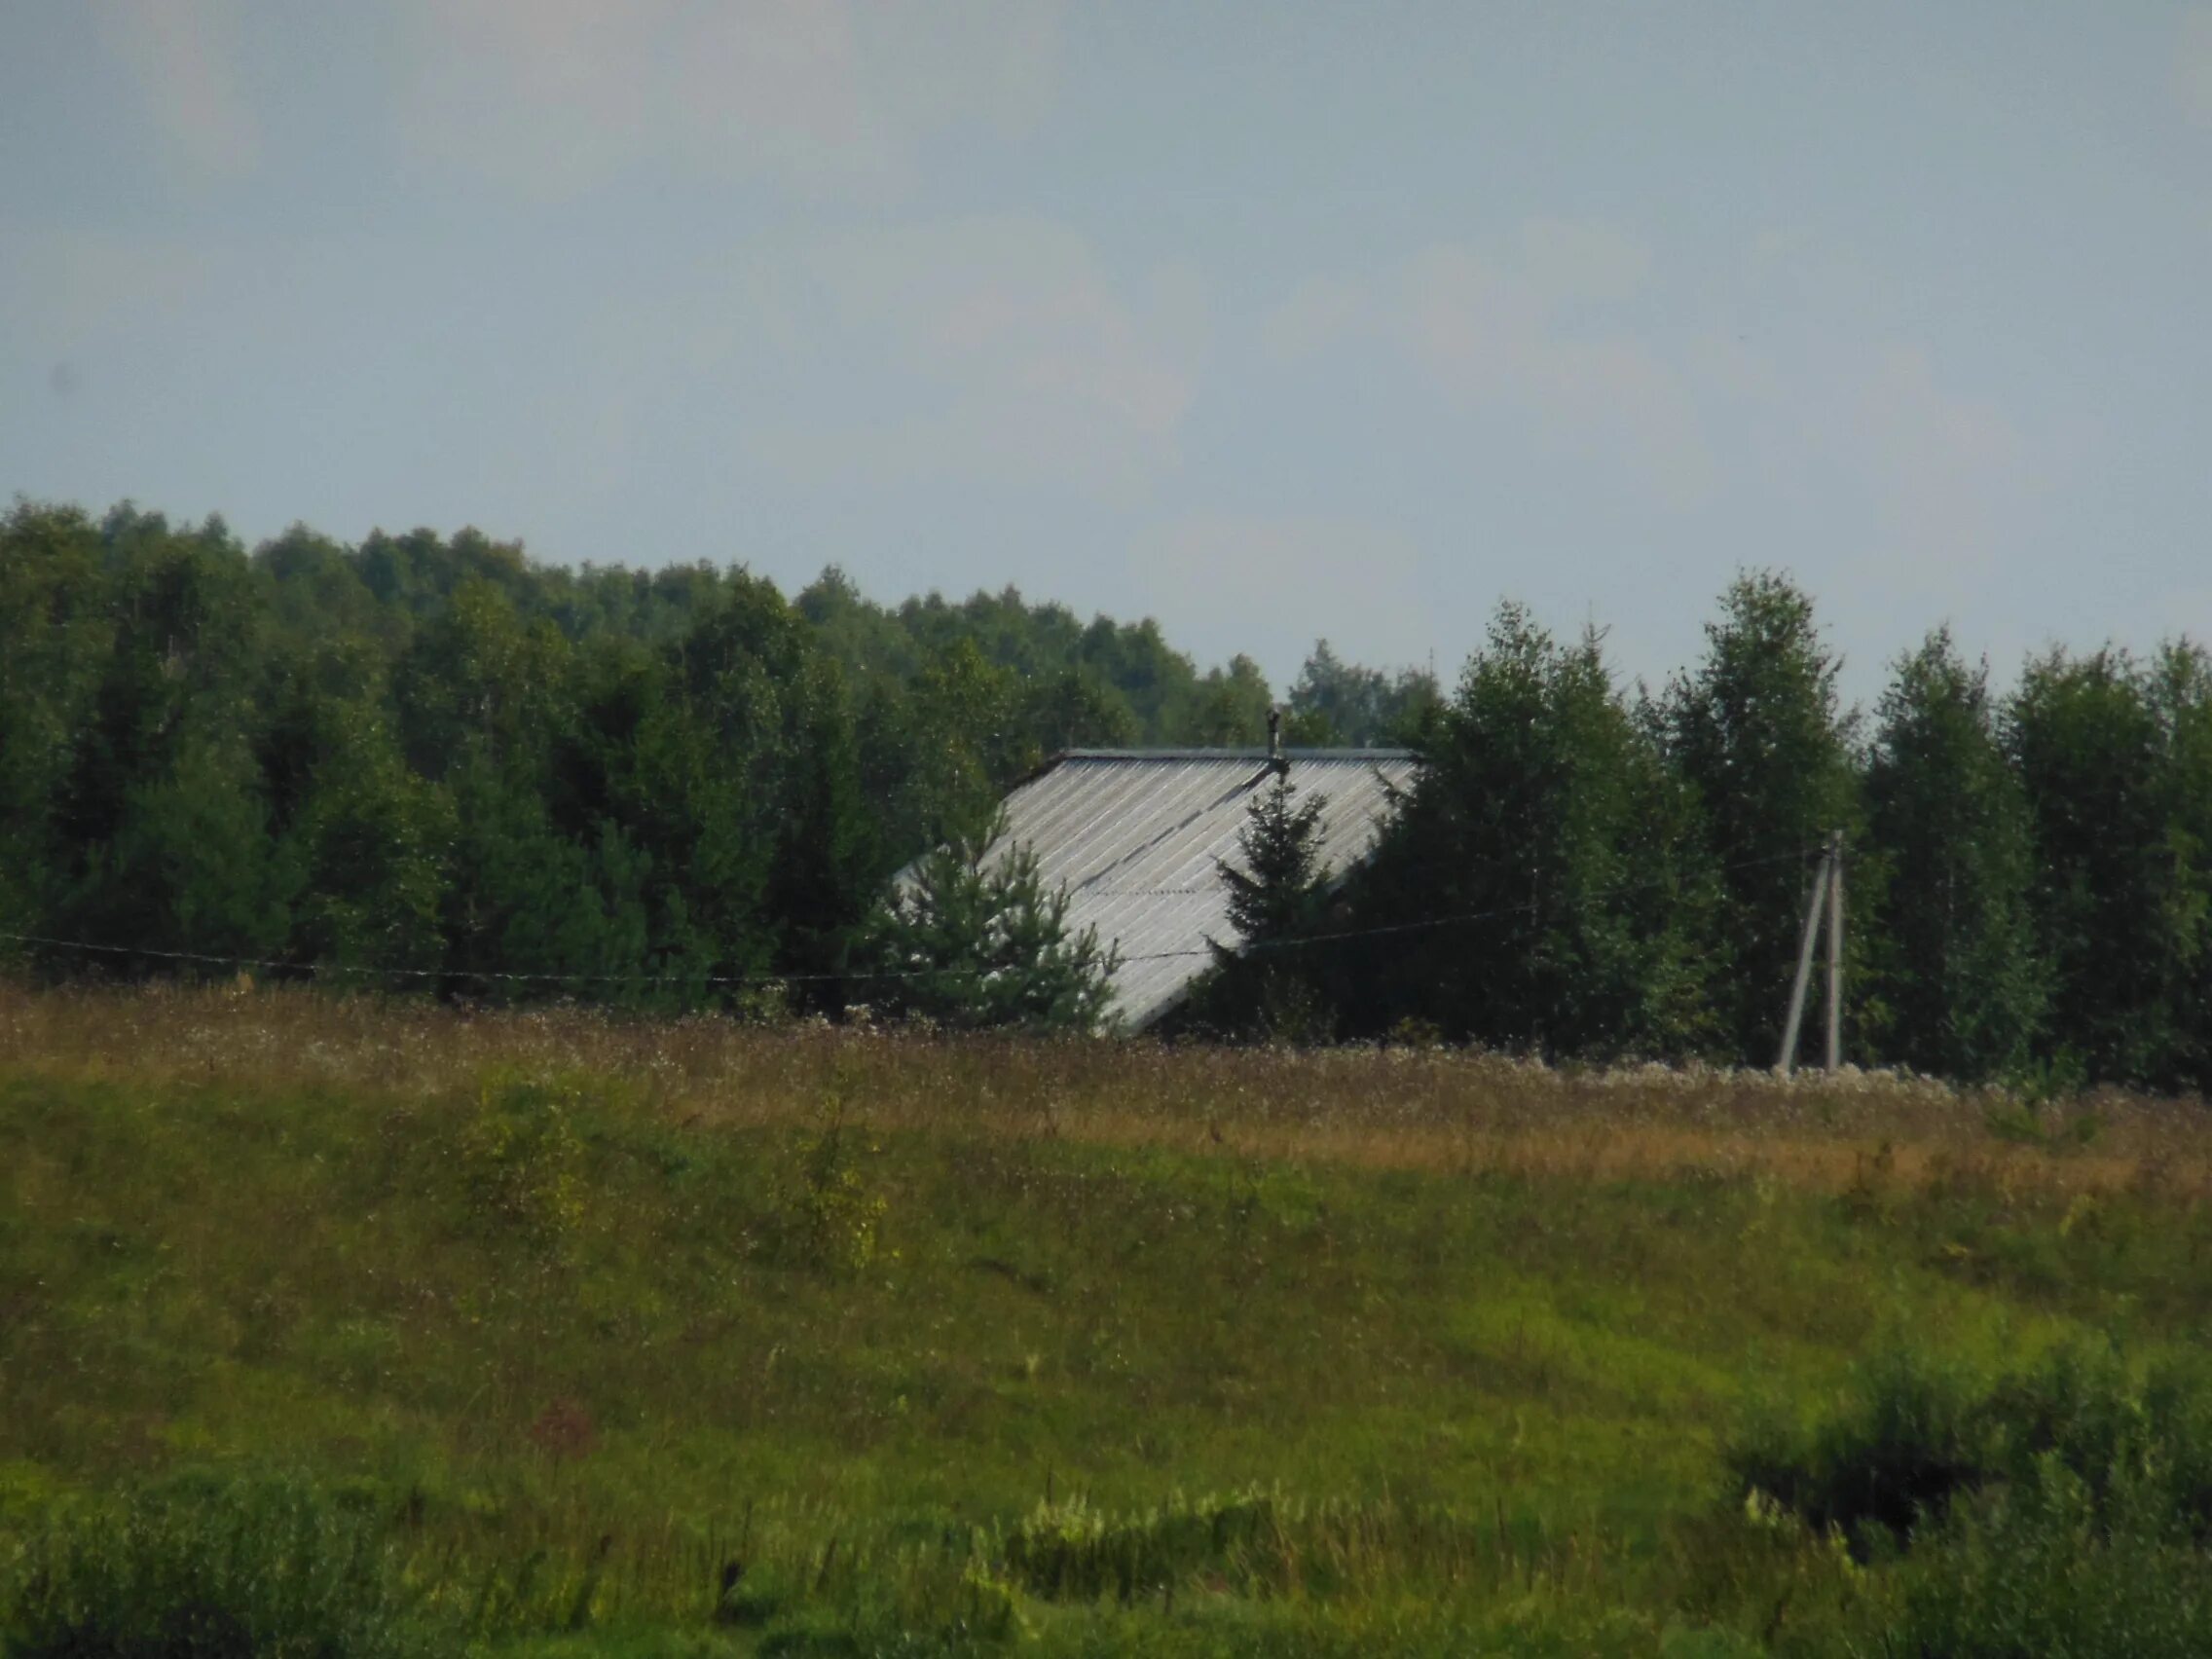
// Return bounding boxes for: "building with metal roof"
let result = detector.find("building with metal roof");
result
[979,747,1418,1030]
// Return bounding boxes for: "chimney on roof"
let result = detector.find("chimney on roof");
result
[1268,707,1286,774]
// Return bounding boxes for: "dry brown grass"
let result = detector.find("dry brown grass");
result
[5,980,2207,1204]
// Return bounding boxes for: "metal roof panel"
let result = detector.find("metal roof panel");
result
[977,751,1418,1030]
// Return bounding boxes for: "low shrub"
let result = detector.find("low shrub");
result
[1730,1340,2212,1551]
[456,1072,586,1252]
[1886,1458,2212,1658]
[1726,1347,1987,1543]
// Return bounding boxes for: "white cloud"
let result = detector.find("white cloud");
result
[92,0,260,183]
[2179,9,2212,124]
[395,0,1059,199]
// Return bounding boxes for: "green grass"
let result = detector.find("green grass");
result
[3,987,2210,1654]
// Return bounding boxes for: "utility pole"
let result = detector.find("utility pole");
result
[1777,848,1832,1077]
[1824,829,1845,1073]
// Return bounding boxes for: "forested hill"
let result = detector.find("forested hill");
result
[5,498,2211,1094]
[0,499,1431,1007]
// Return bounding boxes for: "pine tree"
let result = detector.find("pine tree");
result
[862,825,1120,1032]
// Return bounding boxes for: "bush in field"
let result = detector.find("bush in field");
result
[455,1072,585,1250]
[766,1088,889,1276]
[1728,1346,1987,1544]
[0,1475,434,1659]
[1731,1340,2212,1550]
[1887,1459,2212,1659]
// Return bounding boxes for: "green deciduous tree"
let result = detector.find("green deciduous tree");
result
[0,502,113,945]
[1346,604,1713,1056]
[1662,572,1862,1065]
[1284,640,1440,747]
[1864,630,2046,1080]
[2009,645,2212,1089]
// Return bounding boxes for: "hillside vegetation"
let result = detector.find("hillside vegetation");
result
[6,986,2212,1655]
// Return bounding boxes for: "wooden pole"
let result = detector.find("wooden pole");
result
[1824,830,1845,1072]
[1778,851,1832,1077]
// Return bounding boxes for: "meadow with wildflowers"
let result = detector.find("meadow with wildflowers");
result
[5,983,2211,1656]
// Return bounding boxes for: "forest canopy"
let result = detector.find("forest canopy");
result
[3,498,2208,1092]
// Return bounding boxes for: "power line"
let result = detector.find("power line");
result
[0,843,1822,988]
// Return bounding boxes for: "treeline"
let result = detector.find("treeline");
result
[1226,579,2212,1094]
[0,500,1425,1014]
[3,499,2208,1092]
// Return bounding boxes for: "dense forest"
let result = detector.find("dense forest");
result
[3,498,2208,1092]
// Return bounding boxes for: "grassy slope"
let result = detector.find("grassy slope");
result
[2,987,2209,1655]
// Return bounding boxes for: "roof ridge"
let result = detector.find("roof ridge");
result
[1055,747,1416,761]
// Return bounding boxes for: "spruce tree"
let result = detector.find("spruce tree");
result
[1196,769,1336,1038]
[1220,771,1332,948]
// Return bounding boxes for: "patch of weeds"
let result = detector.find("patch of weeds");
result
[1887,1458,2212,1659]
[457,1072,587,1252]
[768,1086,889,1277]
[1730,1339,2212,1561]
[999,1489,1292,1604]
[0,1472,439,1659]
[1725,1346,1988,1546]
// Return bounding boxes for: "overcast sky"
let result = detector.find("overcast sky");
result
[5,2,2210,704]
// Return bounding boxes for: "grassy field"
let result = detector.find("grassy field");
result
[4,985,2211,1655]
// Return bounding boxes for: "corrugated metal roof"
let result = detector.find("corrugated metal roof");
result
[979,748,1419,1030]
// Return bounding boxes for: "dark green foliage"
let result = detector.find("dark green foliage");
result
[8,496,2212,1085]
[1192,771,1337,1039]
[1220,772,1332,948]
[2008,645,2212,1089]
[1283,640,1438,747]
[1728,1346,1987,1542]
[860,830,1121,1032]
[1888,1463,2212,1659]
[0,503,112,942]
[1731,1339,2212,1550]
[1864,631,2046,1080]
[2,1475,436,1659]
[1661,572,1862,1064]
[1344,605,1712,1056]
[0,500,1266,1017]
[1187,656,1274,747]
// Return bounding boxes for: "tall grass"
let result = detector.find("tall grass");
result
[2,1474,437,1659]
[4,982,2209,1655]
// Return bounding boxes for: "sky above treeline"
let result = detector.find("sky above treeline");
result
[5,2,2210,705]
